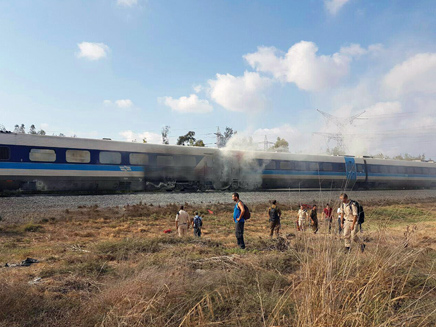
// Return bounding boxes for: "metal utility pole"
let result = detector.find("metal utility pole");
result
[214,126,224,148]
[263,135,274,151]
[315,109,365,153]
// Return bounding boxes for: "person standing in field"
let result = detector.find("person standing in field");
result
[267,200,282,238]
[175,205,190,237]
[297,204,308,231]
[192,211,203,237]
[337,206,343,235]
[340,193,366,252]
[310,205,318,234]
[322,204,333,233]
[232,192,246,249]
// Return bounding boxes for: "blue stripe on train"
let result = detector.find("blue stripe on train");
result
[0,162,143,172]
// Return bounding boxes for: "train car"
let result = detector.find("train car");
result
[363,157,436,189]
[0,132,218,192]
[1,132,436,193]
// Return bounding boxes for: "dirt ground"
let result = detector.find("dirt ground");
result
[0,200,435,326]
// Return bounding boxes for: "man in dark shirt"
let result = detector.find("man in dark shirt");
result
[310,204,318,234]
[267,200,282,238]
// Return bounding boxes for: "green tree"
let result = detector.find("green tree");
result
[177,131,196,146]
[161,126,170,145]
[193,139,205,147]
[29,124,37,134]
[270,137,289,152]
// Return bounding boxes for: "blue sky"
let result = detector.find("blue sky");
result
[1,0,436,157]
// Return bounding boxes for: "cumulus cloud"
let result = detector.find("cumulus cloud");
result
[159,94,213,113]
[76,42,109,61]
[119,130,161,144]
[117,0,138,7]
[103,99,134,108]
[324,0,350,15]
[207,71,272,112]
[115,99,133,108]
[382,53,436,97]
[244,41,381,92]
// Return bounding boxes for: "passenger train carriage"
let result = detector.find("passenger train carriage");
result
[1,132,436,193]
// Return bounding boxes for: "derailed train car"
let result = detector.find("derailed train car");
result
[1,132,436,193]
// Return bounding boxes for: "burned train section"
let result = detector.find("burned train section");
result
[1,132,436,194]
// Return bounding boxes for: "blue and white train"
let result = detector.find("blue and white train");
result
[1,132,436,193]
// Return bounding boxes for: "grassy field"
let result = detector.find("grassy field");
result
[0,200,435,326]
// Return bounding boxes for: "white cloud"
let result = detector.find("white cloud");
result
[159,94,213,114]
[115,99,133,108]
[244,41,381,92]
[119,130,161,144]
[117,0,138,7]
[193,84,203,93]
[383,53,436,97]
[103,99,134,108]
[324,0,351,15]
[207,71,272,112]
[76,42,109,61]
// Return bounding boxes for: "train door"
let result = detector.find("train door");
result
[344,156,357,189]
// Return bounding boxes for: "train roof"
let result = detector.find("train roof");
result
[0,132,218,156]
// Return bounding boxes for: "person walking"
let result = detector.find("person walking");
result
[297,204,308,231]
[192,211,203,237]
[175,206,190,237]
[232,192,246,249]
[267,200,282,238]
[340,193,366,252]
[337,206,343,235]
[310,205,318,234]
[322,204,333,233]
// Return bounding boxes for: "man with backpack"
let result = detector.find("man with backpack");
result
[339,193,366,253]
[267,200,282,238]
[192,211,203,237]
[232,192,248,249]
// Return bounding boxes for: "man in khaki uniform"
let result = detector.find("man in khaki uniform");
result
[175,205,190,237]
[340,193,366,252]
[297,205,308,231]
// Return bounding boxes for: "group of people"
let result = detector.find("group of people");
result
[174,192,366,253]
[175,205,203,238]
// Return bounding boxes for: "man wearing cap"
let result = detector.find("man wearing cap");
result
[340,193,366,252]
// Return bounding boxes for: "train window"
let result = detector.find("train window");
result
[99,152,121,164]
[0,146,10,160]
[321,163,333,171]
[279,161,294,170]
[295,162,307,171]
[129,153,149,165]
[406,167,414,174]
[423,168,431,175]
[334,163,346,172]
[66,150,90,163]
[380,166,389,174]
[388,166,398,174]
[264,161,276,170]
[156,155,175,166]
[368,165,379,173]
[414,167,424,174]
[176,155,197,167]
[398,166,406,174]
[356,164,365,173]
[308,162,319,171]
[29,148,56,162]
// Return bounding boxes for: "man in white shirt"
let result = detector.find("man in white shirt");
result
[297,205,308,231]
[340,193,365,252]
[175,205,190,237]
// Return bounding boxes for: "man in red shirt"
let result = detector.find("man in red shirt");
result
[322,204,333,233]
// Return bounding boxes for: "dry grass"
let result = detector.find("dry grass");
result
[0,200,435,326]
